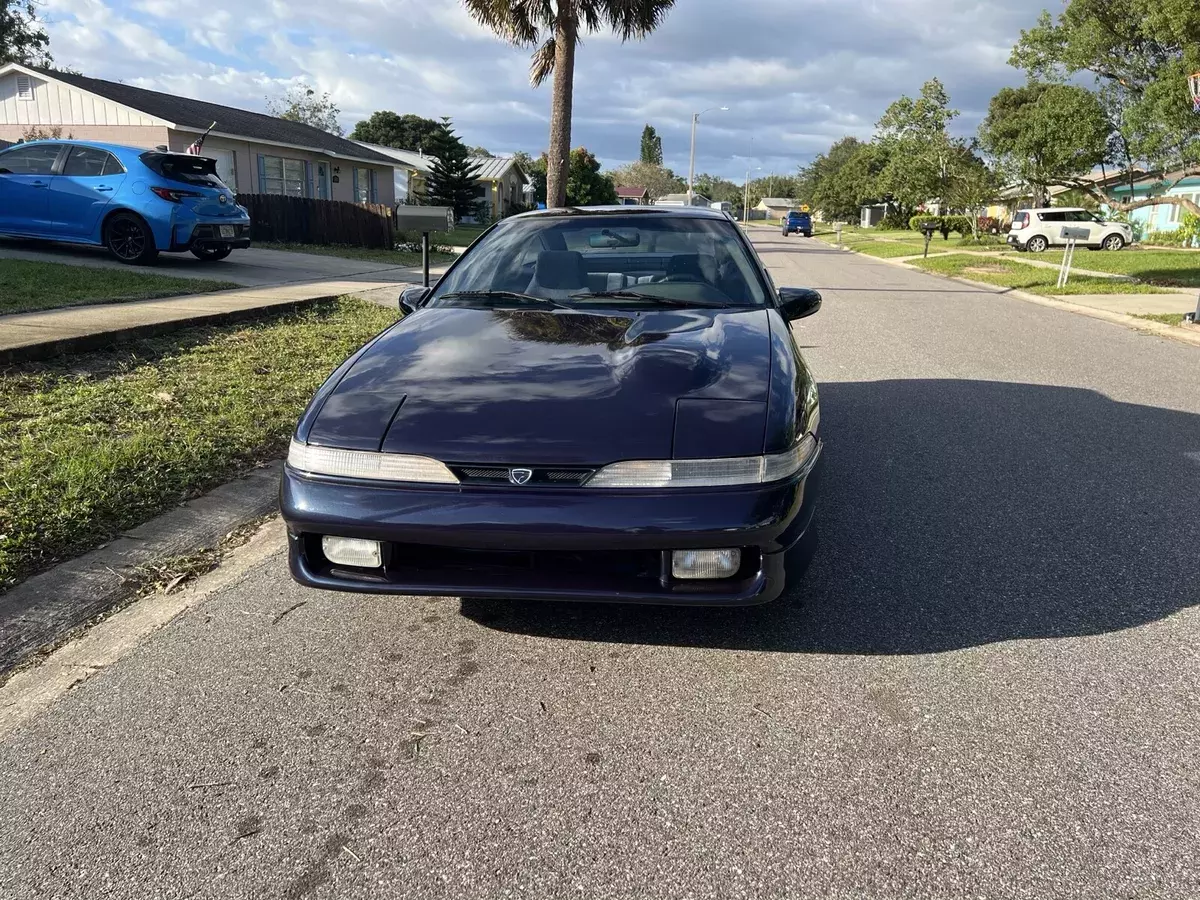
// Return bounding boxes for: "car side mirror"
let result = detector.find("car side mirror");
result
[399,286,430,314]
[778,287,821,321]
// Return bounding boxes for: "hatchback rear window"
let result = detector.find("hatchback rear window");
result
[140,152,226,188]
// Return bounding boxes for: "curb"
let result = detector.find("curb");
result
[0,295,341,366]
[872,255,1200,349]
[0,462,283,677]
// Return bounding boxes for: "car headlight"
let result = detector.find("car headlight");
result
[287,440,459,484]
[587,432,819,489]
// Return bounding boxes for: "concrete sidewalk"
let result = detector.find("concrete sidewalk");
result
[0,277,427,363]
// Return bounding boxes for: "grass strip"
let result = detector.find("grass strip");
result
[1026,249,1200,287]
[0,297,398,589]
[909,254,1175,296]
[1133,313,1187,326]
[0,259,237,316]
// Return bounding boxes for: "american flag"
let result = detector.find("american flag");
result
[185,121,218,155]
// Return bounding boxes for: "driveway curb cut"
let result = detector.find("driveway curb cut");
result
[0,295,341,365]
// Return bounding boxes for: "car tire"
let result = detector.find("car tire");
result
[191,245,233,262]
[104,212,158,265]
[1102,233,1126,251]
[1025,235,1049,253]
[804,231,812,238]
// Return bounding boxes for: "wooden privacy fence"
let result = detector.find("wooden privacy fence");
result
[236,194,396,249]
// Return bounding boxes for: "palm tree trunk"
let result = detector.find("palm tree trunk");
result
[546,12,577,208]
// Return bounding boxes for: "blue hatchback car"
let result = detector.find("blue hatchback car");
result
[0,140,250,265]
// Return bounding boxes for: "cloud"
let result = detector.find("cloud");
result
[39,0,1048,180]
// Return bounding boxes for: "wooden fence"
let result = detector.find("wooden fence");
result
[236,194,396,249]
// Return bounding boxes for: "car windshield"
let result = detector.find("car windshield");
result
[428,214,770,309]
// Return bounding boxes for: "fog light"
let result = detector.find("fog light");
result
[672,549,741,580]
[321,536,383,568]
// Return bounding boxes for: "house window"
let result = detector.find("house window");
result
[260,155,306,197]
[1168,194,1199,224]
[16,74,33,101]
[354,167,372,203]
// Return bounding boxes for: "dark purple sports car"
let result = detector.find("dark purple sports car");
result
[281,206,823,605]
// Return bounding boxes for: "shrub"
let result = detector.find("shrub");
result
[910,214,941,232]
[976,216,1001,235]
[880,209,910,230]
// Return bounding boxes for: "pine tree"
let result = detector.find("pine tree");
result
[640,124,663,165]
[424,118,484,220]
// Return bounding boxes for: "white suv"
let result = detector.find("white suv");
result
[1008,208,1132,252]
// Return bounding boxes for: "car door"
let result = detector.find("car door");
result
[1061,210,1099,245]
[49,146,128,239]
[0,143,65,235]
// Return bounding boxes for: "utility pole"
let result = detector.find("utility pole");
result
[687,106,728,205]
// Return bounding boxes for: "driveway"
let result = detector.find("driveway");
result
[0,238,418,287]
[2,234,1198,899]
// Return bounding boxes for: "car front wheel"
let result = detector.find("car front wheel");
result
[1102,234,1126,251]
[1025,235,1049,253]
[105,213,158,265]
[191,245,233,262]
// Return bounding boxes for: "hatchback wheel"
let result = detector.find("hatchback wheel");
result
[105,213,158,265]
[1102,233,1125,251]
[1025,235,1049,253]
[191,245,233,262]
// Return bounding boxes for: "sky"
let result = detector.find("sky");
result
[37,0,1055,182]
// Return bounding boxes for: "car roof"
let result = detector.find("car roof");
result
[508,205,732,222]
[0,139,149,157]
[1019,207,1087,213]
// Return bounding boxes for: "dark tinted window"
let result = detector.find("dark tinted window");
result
[140,152,226,187]
[0,144,60,175]
[1038,211,1066,222]
[63,146,123,177]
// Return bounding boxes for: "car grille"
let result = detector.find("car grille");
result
[451,466,596,486]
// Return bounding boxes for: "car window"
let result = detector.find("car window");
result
[1039,211,1065,222]
[63,146,123,177]
[0,144,61,175]
[140,152,226,188]
[430,215,770,309]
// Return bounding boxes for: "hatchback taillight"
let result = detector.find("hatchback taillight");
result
[151,186,203,203]
[1013,217,1027,229]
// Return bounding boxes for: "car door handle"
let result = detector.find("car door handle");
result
[30,180,48,188]
[96,186,113,192]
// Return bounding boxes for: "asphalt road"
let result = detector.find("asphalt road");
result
[2,231,1199,899]
[0,238,419,286]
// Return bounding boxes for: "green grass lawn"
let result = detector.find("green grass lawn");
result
[909,254,1176,296]
[0,298,399,590]
[0,259,237,316]
[853,241,935,258]
[399,224,489,248]
[1030,248,1200,287]
[258,242,456,267]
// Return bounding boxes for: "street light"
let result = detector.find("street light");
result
[687,106,728,205]
[743,165,762,222]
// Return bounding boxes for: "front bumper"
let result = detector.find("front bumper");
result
[280,445,823,606]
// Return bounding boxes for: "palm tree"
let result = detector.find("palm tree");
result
[464,0,676,208]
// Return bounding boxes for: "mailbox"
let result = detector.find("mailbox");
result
[394,206,454,234]
[1060,226,1091,241]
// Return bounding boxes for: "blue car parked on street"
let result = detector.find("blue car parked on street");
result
[0,140,250,265]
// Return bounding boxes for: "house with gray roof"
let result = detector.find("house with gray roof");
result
[357,142,529,219]
[0,62,398,206]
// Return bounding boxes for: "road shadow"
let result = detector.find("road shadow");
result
[462,379,1200,654]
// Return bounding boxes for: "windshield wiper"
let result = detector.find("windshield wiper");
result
[581,290,729,309]
[436,291,570,309]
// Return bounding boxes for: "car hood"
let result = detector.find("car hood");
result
[304,306,775,465]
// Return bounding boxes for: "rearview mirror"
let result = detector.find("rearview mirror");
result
[778,287,822,321]
[589,229,640,249]
[399,286,430,314]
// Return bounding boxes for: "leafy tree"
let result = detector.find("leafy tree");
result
[874,78,960,218]
[802,137,881,221]
[609,160,684,200]
[693,173,741,206]
[0,0,51,67]
[516,152,548,205]
[266,83,343,136]
[944,151,1000,239]
[425,118,484,220]
[977,83,1109,206]
[640,124,663,165]
[1010,0,1200,216]
[467,146,494,158]
[350,112,442,152]
[463,0,676,207]
[564,147,617,206]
